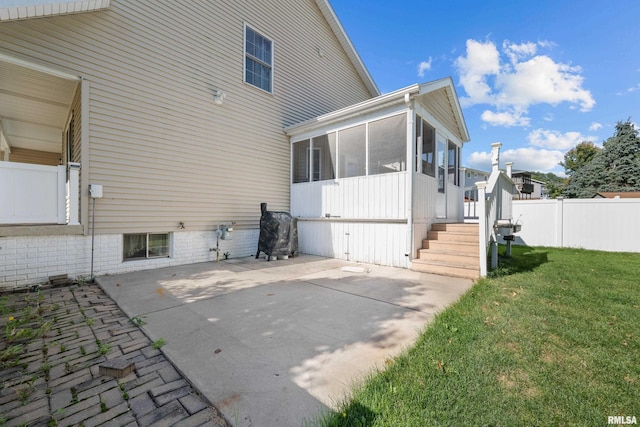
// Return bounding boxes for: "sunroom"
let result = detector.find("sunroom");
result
[285,77,470,268]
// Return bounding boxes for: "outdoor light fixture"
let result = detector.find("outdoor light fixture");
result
[213,89,226,105]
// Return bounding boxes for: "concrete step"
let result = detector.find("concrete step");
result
[411,259,480,280]
[421,240,477,254]
[427,230,479,243]
[417,250,480,268]
[431,223,479,233]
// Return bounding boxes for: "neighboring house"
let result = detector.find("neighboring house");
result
[511,172,547,200]
[593,191,640,199]
[463,167,490,200]
[0,0,477,289]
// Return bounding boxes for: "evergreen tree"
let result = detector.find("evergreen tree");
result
[563,120,640,198]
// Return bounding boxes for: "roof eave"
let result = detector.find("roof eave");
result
[0,0,110,22]
[285,84,418,136]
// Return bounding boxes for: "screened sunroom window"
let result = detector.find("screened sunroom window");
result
[292,135,336,183]
[338,124,366,178]
[245,25,273,92]
[416,116,436,177]
[448,141,460,186]
[368,114,406,175]
[123,233,170,261]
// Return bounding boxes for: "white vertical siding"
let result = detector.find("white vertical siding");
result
[297,220,409,268]
[291,172,408,219]
[0,0,373,234]
[512,199,640,252]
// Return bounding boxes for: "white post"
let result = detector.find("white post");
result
[556,197,564,247]
[67,162,81,225]
[505,162,513,179]
[476,181,488,277]
[56,165,66,224]
[490,142,502,173]
[459,167,467,220]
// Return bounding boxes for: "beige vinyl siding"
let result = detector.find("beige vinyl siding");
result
[8,147,60,165]
[421,88,465,142]
[0,0,372,234]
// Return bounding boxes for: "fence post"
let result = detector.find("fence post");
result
[477,181,487,277]
[67,162,81,225]
[56,165,66,224]
[556,197,564,247]
[459,167,467,220]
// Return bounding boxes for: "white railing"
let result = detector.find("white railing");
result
[0,161,80,225]
[476,143,517,276]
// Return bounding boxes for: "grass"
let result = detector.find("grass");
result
[319,246,640,426]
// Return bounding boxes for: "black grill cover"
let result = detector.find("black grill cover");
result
[255,203,298,259]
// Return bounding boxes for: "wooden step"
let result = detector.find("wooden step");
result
[431,223,479,233]
[412,259,480,280]
[421,240,477,254]
[427,230,479,243]
[417,250,480,268]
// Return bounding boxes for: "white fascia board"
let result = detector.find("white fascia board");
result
[285,84,419,137]
[0,0,110,22]
[0,52,80,80]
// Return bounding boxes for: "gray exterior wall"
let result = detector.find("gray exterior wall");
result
[0,0,374,234]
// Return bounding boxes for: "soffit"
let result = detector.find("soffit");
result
[0,59,79,153]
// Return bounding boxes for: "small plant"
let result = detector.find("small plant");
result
[223,251,231,260]
[80,346,86,356]
[60,343,66,352]
[130,315,146,326]
[100,399,108,413]
[85,317,96,326]
[0,344,23,368]
[97,343,111,355]
[65,359,72,373]
[76,276,87,286]
[152,338,166,349]
[70,387,78,404]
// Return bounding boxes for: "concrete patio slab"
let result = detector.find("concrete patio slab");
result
[98,255,473,426]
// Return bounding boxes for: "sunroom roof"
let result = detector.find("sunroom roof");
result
[285,77,470,143]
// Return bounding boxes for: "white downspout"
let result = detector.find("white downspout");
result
[405,94,414,268]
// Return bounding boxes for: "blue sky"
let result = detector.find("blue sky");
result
[330,0,640,175]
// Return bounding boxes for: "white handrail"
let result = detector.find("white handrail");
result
[476,143,517,276]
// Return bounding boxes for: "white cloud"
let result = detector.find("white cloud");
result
[503,40,538,64]
[527,129,589,150]
[589,122,602,131]
[417,57,432,78]
[481,109,530,127]
[455,40,500,106]
[466,147,564,173]
[455,38,595,127]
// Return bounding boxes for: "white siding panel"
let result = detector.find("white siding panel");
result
[0,0,373,235]
[298,220,409,268]
[291,172,408,219]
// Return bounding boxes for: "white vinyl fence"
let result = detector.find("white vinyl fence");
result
[512,198,640,253]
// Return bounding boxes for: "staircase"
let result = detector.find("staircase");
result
[412,223,480,280]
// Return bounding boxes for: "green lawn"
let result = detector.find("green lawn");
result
[318,246,640,427]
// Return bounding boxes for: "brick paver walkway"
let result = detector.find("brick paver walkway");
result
[0,284,228,427]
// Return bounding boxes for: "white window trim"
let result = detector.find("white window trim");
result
[243,22,274,94]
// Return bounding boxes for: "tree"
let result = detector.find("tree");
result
[563,119,640,198]
[560,141,601,176]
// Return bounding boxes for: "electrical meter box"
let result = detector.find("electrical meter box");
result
[89,184,103,198]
